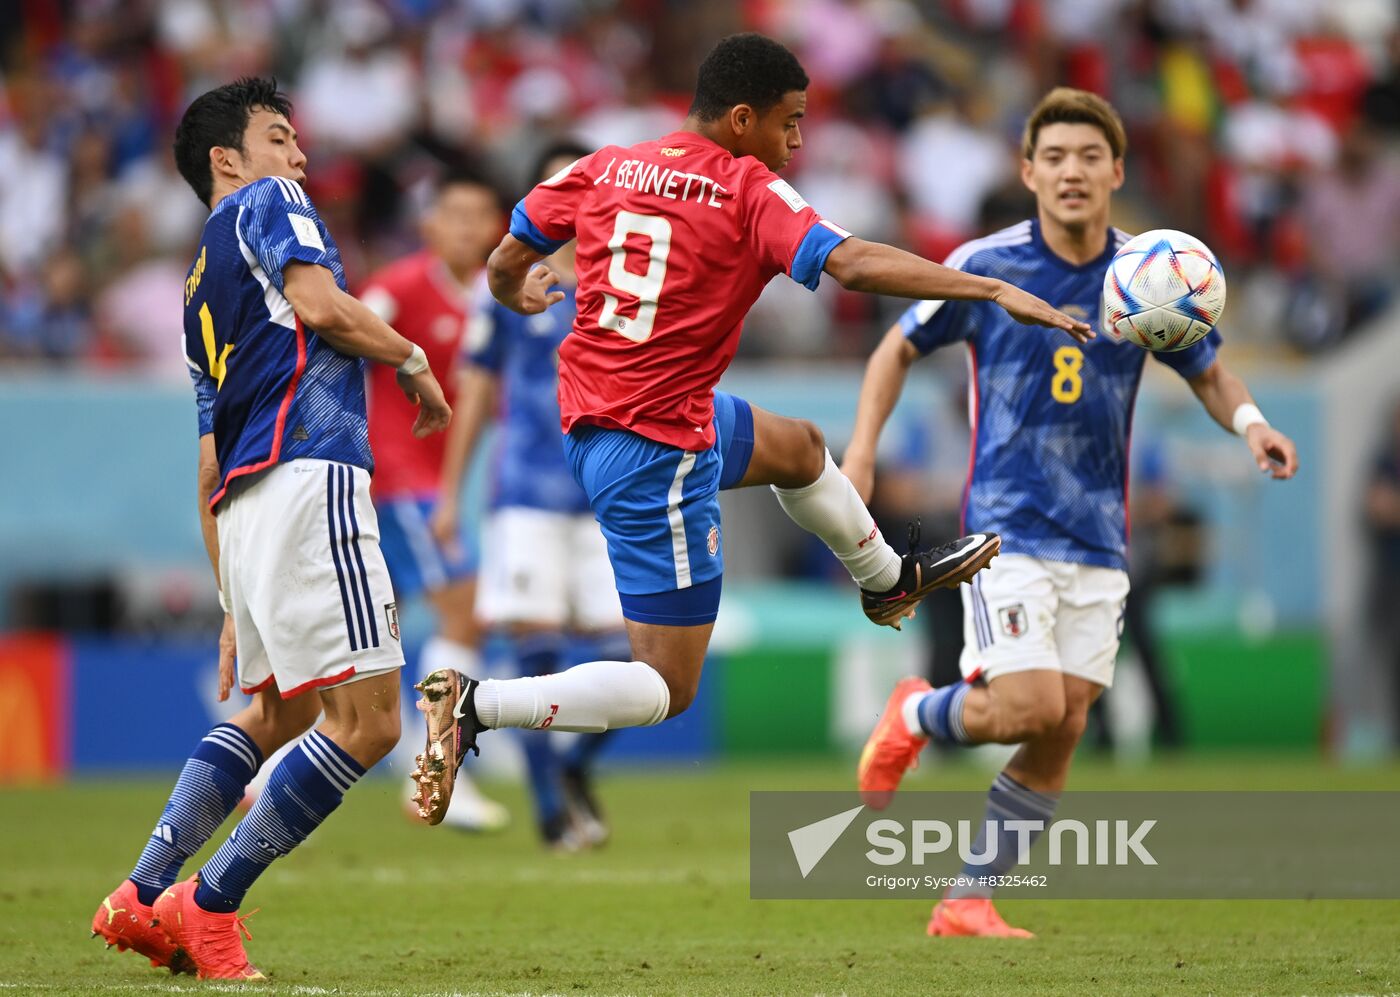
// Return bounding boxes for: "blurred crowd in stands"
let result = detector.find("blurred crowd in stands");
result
[2,0,1399,373]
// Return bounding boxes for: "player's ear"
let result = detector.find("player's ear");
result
[728,103,755,137]
[1111,157,1125,191]
[209,144,241,183]
[1019,155,1036,194]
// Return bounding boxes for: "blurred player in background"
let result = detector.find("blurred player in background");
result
[846,88,1299,938]
[435,140,624,850]
[91,78,449,979]
[359,168,509,832]
[411,33,1091,825]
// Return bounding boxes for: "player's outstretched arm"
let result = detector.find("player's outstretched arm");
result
[283,261,451,437]
[196,433,236,700]
[487,235,566,315]
[1187,359,1299,479]
[431,365,500,547]
[842,324,922,504]
[823,238,1093,342]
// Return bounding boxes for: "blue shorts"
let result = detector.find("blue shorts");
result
[563,391,755,627]
[375,496,476,600]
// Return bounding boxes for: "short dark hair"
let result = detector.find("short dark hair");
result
[436,163,503,209]
[1022,87,1127,161]
[689,33,809,122]
[530,138,592,185]
[173,77,293,206]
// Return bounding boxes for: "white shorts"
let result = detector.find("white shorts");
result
[218,459,404,698]
[960,553,1130,688]
[476,506,624,631]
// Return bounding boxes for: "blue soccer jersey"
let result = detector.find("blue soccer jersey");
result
[466,282,591,515]
[184,176,372,508]
[901,219,1220,571]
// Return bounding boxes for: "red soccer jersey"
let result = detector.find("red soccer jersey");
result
[517,130,849,450]
[360,251,476,498]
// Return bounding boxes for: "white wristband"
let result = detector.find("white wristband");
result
[397,343,429,376]
[1232,403,1268,437]
[217,589,231,614]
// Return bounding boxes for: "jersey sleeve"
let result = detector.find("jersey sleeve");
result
[236,177,337,295]
[900,250,982,355]
[1152,327,1222,380]
[186,355,217,437]
[511,152,597,255]
[739,167,850,290]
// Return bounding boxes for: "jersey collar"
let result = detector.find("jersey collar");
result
[1029,218,1117,273]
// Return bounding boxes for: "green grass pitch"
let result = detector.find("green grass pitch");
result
[2,756,1398,996]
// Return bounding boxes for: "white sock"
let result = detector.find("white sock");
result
[419,635,481,679]
[902,691,931,736]
[772,450,901,591]
[474,660,670,732]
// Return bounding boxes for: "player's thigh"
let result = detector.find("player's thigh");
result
[734,401,826,489]
[563,424,724,622]
[624,618,714,716]
[233,459,405,697]
[476,507,571,628]
[1052,564,1131,688]
[377,496,475,602]
[957,554,1062,684]
[567,513,625,631]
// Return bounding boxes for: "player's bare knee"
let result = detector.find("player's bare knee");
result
[662,673,699,718]
[1056,705,1090,745]
[1003,697,1066,741]
[796,420,826,482]
[347,709,401,764]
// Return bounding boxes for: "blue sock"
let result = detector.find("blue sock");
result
[514,632,566,824]
[915,683,973,744]
[948,772,1058,899]
[195,730,364,913]
[129,723,262,906]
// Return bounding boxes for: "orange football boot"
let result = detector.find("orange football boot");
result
[928,897,1035,938]
[858,676,931,809]
[152,876,265,981]
[90,879,194,974]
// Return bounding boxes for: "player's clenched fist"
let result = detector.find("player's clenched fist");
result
[397,367,452,437]
[1246,424,1299,479]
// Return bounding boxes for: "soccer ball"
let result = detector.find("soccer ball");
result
[1100,229,1226,351]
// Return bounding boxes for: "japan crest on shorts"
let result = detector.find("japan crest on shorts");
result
[385,603,400,642]
[998,603,1028,638]
[707,525,720,556]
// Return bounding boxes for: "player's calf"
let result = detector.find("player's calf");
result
[413,658,671,825]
